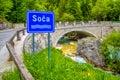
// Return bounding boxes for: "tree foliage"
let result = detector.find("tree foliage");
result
[101,31,120,73]
[0,0,120,23]
[91,0,111,21]
[0,0,13,22]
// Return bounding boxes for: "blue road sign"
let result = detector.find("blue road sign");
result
[27,11,54,33]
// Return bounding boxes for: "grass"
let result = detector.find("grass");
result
[2,68,22,80]
[2,47,120,80]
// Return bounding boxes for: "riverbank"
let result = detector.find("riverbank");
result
[56,39,120,76]
[2,48,120,80]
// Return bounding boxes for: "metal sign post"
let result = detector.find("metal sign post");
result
[32,33,35,54]
[48,33,50,63]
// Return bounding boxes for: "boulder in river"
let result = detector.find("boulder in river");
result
[77,37,105,67]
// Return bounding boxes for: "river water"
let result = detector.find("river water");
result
[56,41,86,63]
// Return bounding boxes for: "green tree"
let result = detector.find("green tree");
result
[6,0,47,23]
[27,0,46,11]
[6,0,27,23]
[81,0,94,21]
[2,0,120,23]
[59,13,75,22]
[65,0,82,21]
[107,0,120,21]
[58,0,67,18]
[91,0,111,21]
[46,0,60,11]
[0,0,13,22]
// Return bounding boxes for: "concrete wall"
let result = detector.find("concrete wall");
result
[0,22,11,30]
[0,23,26,30]
[13,23,25,29]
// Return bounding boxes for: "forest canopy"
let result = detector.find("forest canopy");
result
[0,0,120,23]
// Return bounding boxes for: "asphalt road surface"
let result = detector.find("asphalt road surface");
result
[0,29,16,50]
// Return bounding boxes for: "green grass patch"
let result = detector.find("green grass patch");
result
[2,47,120,80]
[2,68,22,80]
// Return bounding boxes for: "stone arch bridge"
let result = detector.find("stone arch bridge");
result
[24,21,120,52]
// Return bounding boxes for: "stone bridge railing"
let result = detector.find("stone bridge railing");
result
[55,21,120,28]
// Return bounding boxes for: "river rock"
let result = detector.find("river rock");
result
[77,37,105,67]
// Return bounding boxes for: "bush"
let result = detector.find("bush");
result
[101,31,120,73]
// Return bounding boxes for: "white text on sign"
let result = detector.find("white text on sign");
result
[32,15,50,22]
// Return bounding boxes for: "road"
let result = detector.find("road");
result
[0,29,16,50]
[0,29,28,79]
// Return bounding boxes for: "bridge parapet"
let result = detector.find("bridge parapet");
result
[55,22,103,30]
[55,21,119,28]
[112,22,120,27]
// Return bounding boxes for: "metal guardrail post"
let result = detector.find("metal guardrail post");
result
[10,40,14,46]
[17,31,21,40]
[23,30,25,35]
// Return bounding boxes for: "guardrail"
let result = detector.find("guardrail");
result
[6,28,34,80]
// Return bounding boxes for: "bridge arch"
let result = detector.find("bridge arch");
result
[52,29,98,47]
[23,22,120,53]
